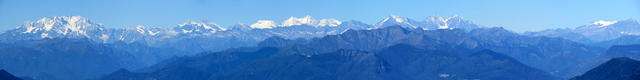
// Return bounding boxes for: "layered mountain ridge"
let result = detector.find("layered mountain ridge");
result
[0,15,483,80]
[1,15,639,80]
[0,15,481,54]
[525,19,640,45]
[97,25,610,80]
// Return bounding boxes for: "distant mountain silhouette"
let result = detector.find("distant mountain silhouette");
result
[0,69,23,80]
[571,57,640,80]
[99,67,211,80]
[526,19,640,43]
[603,45,640,59]
[0,38,185,80]
[595,35,640,48]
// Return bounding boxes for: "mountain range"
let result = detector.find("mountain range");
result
[0,15,483,80]
[1,15,640,80]
[103,26,604,79]
[0,15,480,54]
[525,19,640,47]
[100,44,559,80]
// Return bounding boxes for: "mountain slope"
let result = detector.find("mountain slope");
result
[101,44,558,80]
[0,70,22,80]
[594,35,640,47]
[99,47,280,80]
[602,45,640,59]
[467,28,605,78]
[0,38,185,80]
[571,57,640,80]
[99,67,211,80]
[255,26,604,78]
[100,26,572,79]
[0,38,127,80]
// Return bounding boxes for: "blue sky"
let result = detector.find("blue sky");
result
[0,0,638,32]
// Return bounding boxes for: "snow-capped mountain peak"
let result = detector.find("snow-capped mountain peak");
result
[252,15,342,27]
[250,20,277,29]
[426,16,446,23]
[281,15,319,26]
[318,18,342,27]
[378,15,408,25]
[176,21,226,34]
[230,23,253,31]
[374,15,478,30]
[375,15,418,28]
[447,15,463,21]
[17,16,103,36]
[425,16,448,29]
[135,25,146,34]
[389,14,407,23]
[126,25,163,36]
[591,20,618,27]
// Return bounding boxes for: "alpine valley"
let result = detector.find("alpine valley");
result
[1,15,639,80]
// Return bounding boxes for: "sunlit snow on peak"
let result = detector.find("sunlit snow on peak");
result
[318,18,342,27]
[250,20,277,29]
[177,21,227,34]
[136,25,146,34]
[281,15,318,26]
[389,14,406,23]
[251,15,341,27]
[19,16,102,36]
[592,20,618,27]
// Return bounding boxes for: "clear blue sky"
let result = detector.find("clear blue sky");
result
[0,0,639,32]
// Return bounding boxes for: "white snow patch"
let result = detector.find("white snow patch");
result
[377,17,391,25]
[438,25,449,29]
[179,21,225,33]
[148,31,159,36]
[281,15,318,26]
[136,25,146,34]
[250,20,277,29]
[23,26,36,33]
[422,27,429,30]
[341,29,351,34]
[439,73,450,78]
[592,20,618,27]
[119,35,125,40]
[389,14,405,23]
[101,34,109,41]
[318,19,342,27]
[41,33,49,38]
[326,30,338,34]
[182,29,193,33]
